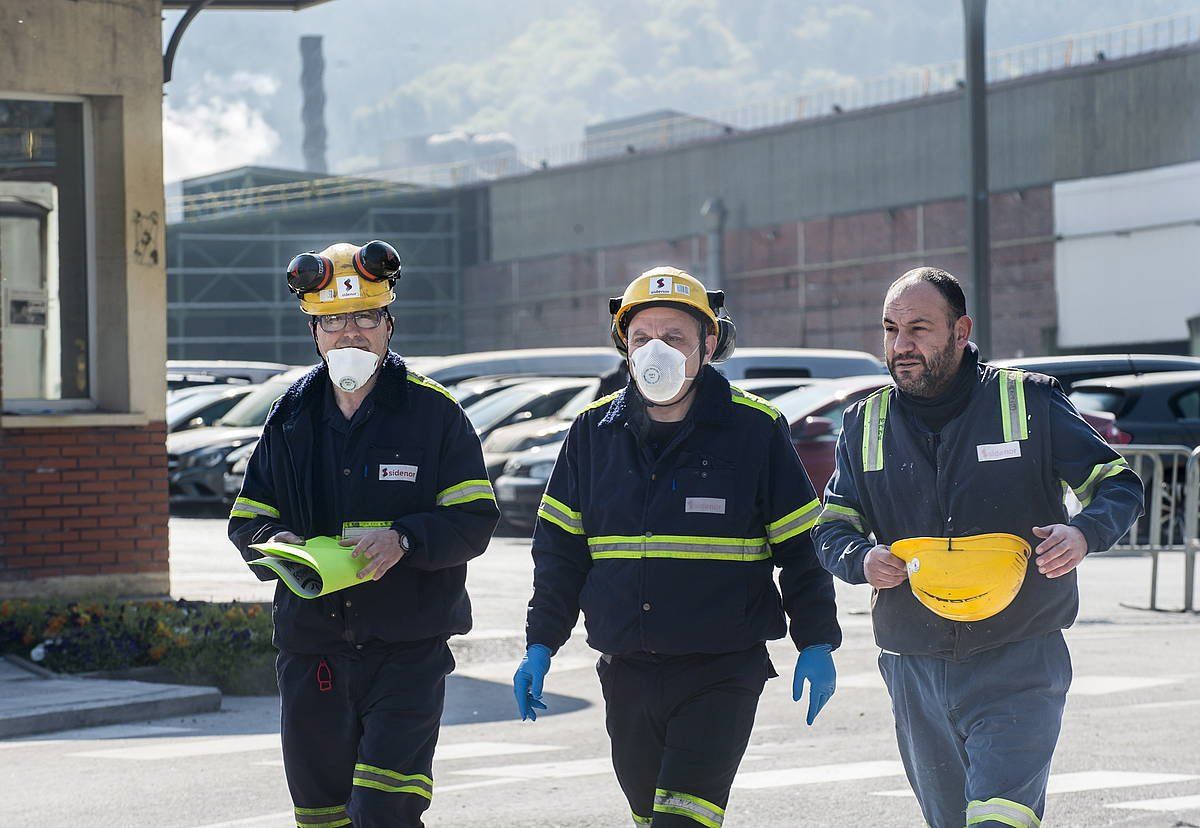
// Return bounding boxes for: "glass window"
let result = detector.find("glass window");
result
[1069,390,1126,416]
[1173,387,1200,420]
[1,98,90,411]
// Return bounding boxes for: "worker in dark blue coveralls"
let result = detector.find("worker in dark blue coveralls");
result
[811,267,1143,828]
[512,266,841,827]
[228,241,499,828]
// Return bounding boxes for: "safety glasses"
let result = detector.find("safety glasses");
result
[286,240,402,294]
[314,309,388,333]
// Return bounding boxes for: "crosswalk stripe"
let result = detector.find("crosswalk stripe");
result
[872,771,1199,797]
[0,724,193,749]
[255,741,566,768]
[1105,794,1200,812]
[69,733,280,761]
[448,757,614,779]
[734,761,906,790]
[1068,676,1178,696]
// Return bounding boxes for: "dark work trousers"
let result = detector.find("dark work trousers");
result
[277,637,454,828]
[878,630,1072,828]
[597,644,774,827]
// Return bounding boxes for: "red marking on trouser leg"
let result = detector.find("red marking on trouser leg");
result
[317,658,333,692]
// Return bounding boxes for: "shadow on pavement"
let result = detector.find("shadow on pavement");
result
[444,674,589,726]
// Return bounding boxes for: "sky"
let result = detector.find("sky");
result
[161,0,1200,183]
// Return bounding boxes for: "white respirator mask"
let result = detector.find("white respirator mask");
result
[629,338,699,404]
[325,347,380,392]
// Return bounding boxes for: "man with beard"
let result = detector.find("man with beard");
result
[811,267,1143,828]
[229,241,499,828]
[513,266,840,827]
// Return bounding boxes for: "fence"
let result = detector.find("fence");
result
[1111,445,1199,612]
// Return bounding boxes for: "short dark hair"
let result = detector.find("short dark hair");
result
[890,267,967,324]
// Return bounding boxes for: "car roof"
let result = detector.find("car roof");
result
[1071,369,1200,390]
[995,354,1200,372]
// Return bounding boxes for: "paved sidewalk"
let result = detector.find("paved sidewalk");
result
[0,655,220,739]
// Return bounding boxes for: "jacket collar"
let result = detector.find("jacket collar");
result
[271,350,409,428]
[597,364,732,429]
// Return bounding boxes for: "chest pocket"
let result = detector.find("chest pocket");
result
[675,454,736,520]
[364,445,428,516]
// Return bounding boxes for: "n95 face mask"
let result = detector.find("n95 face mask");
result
[629,338,698,404]
[326,347,380,392]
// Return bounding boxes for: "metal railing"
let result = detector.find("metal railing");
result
[166,10,1200,219]
[1112,445,1199,612]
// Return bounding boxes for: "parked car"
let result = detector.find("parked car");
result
[443,375,546,409]
[715,347,886,380]
[994,354,1200,393]
[167,365,312,506]
[407,348,622,385]
[166,384,256,433]
[166,359,292,391]
[495,443,564,530]
[1069,370,1200,447]
[730,377,818,400]
[464,377,599,443]
[222,439,259,504]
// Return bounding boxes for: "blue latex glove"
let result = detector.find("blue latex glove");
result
[793,643,836,726]
[513,644,552,721]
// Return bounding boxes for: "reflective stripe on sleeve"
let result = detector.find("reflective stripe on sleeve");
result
[436,479,497,508]
[230,496,280,520]
[766,498,822,544]
[538,494,584,535]
[1071,457,1132,507]
[815,502,867,534]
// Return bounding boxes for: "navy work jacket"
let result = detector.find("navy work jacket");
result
[228,352,499,654]
[812,358,1143,660]
[526,365,841,657]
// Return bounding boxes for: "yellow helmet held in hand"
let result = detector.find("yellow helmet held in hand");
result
[890,533,1032,622]
[608,266,736,361]
[286,240,402,315]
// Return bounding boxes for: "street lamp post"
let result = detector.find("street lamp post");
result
[963,0,991,356]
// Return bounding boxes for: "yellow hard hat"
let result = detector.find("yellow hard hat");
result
[286,240,401,315]
[609,267,720,346]
[890,533,1032,622]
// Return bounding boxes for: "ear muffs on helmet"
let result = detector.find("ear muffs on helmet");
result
[608,289,737,362]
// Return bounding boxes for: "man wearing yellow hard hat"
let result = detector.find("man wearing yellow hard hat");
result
[228,241,499,827]
[513,266,841,826]
[811,267,1143,828]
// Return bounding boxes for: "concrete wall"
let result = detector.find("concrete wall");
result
[487,46,1200,263]
[0,0,168,597]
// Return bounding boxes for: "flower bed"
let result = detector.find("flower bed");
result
[0,599,277,695]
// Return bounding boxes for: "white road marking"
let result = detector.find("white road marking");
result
[1105,793,1200,812]
[836,671,886,689]
[191,811,292,828]
[255,740,565,768]
[455,656,597,682]
[1068,676,1178,696]
[0,723,193,748]
[69,733,281,761]
[734,761,906,790]
[448,756,614,779]
[872,771,1199,797]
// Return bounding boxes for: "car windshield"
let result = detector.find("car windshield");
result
[215,378,293,428]
[463,386,544,433]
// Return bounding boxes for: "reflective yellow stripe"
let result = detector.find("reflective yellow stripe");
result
[730,386,783,420]
[999,369,1029,442]
[582,391,620,413]
[631,812,653,825]
[966,797,1040,828]
[294,804,351,828]
[352,763,433,800]
[1071,457,1131,507]
[231,496,279,519]
[538,494,584,535]
[436,479,496,507]
[816,502,867,534]
[654,788,725,827]
[406,370,456,402]
[766,498,822,544]
[861,387,891,472]
[588,534,770,562]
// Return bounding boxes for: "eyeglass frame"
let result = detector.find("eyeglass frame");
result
[310,308,391,333]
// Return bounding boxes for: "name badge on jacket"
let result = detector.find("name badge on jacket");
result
[976,441,1021,462]
[379,464,418,482]
[685,497,726,514]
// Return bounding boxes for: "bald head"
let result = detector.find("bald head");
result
[882,267,972,398]
[886,267,967,328]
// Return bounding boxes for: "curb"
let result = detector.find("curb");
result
[0,656,222,740]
